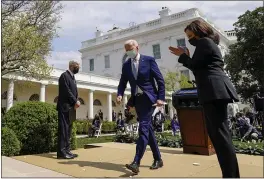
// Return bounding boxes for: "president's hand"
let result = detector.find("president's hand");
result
[116,96,122,105]
[156,100,164,107]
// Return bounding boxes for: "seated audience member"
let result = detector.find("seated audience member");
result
[153,109,165,132]
[245,111,255,125]
[116,115,125,131]
[171,114,180,136]
[236,112,261,140]
[88,114,101,137]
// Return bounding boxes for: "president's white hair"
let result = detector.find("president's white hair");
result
[69,60,79,67]
[124,39,138,47]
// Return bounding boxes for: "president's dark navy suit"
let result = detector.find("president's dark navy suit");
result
[117,54,165,164]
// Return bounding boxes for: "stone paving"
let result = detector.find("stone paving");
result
[2,142,263,178]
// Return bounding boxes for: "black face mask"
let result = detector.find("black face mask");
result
[188,37,198,46]
[72,67,79,74]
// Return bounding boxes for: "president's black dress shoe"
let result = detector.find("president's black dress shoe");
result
[67,151,78,158]
[150,159,163,170]
[57,154,74,159]
[125,162,140,174]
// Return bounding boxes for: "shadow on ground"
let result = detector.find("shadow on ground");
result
[58,160,150,177]
[146,148,183,155]
[34,153,57,159]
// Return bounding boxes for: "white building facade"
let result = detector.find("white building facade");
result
[79,8,236,80]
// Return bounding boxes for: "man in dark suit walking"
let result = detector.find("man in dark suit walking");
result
[117,39,165,174]
[57,61,80,159]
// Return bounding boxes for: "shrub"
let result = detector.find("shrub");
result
[75,120,117,134]
[76,121,84,134]
[102,121,116,133]
[1,127,21,156]
[164,119,171,131]
[83,121,91,134]
[3,102,58,155]
[75,120,91,134]
[70,122,77,150]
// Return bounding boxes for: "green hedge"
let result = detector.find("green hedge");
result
[114,133,264,156]
[3,101,76,155]
[164,119,171,131]
[75,120,117,134]
[1,127,21,156]
[75,119,171,134]
[70,122,77,150]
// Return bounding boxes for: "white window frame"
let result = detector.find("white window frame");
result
[89,59,94,71]
[152,44,161,59]
[177,38,186,47]
[104,55,110,69]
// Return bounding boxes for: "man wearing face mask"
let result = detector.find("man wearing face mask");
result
[57,61,80,159]
[117,39,165,174]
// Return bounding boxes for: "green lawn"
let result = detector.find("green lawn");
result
[76,136,114,149]
[76,132,263,151]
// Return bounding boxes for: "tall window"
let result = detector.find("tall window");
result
[90,59,94,71]
[152,44,161,59]
[177,38,186,47]
[29,94,40,101]
[93,99,102,106]
[180,70,190,79]
[104,55,110,68]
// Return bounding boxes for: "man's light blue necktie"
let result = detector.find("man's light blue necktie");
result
[132,59,137,79]
[132,59,138,95]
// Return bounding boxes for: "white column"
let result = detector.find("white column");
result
[107,92,112,121]
[123,94,128,109]
[40,83,46,102]
[6,80,14,111]
[88,89,94,119]
[169,100,174,119]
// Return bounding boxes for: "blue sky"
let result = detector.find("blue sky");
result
[48,1,263,70]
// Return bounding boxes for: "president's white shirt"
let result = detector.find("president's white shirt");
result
[131,53,143,94]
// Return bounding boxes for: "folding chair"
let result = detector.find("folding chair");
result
[94,123,102,138]
[132,122,139,137]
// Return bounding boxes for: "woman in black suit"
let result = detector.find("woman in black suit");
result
[169,20,240,178]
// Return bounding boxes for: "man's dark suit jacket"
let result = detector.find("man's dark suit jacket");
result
[57,70,78,112]
[117,54,165,107]
[178,37,239,104]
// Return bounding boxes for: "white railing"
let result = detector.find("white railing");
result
[119,25,140,35]
[226,32,236,37]
[146,19,161,27]
[170,11,188,20]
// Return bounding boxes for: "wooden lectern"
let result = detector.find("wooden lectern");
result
[172,88,215,156]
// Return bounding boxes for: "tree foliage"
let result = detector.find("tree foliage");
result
[225,7,264,103]
[1,1,63,80]
[164,71,193,92]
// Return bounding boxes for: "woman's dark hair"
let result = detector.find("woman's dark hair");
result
[184,20,220,45]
